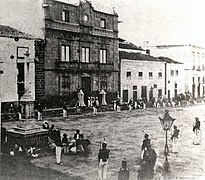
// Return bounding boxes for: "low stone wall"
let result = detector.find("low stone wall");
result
[34,107,78,118]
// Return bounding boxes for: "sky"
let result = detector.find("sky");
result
[1,0,205,47]
[93,0,205,47]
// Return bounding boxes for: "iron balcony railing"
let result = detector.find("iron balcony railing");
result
[55,61,115,72]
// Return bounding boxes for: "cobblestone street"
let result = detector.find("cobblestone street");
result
[25,105,205,180]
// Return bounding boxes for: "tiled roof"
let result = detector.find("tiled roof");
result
[119,38,145,51]
[119,51,164,62]
[0,25,33,39]
[158,56,183,64]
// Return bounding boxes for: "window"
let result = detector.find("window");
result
[126,71,131,78]
[60,75,70,95]
[62,10,69,22]
[149,72,153,78]
[100,18,106,28]
[138,72,143,78]
[133,86,137,90]
[100,76,107,91]
[123,90,128,102]
[100,49,107,63]
[170,70,174,76]
[175,83,177,88]
[82,47,90,63]
[158,72,162,78]
[61,45,70,61]
[154,84,157,88]
[175,70,179,76]
[17,47,29,59]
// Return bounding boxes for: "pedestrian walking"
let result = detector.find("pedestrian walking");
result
[98,142,110,180]
[193,117,201,145]
[171,125,180,153]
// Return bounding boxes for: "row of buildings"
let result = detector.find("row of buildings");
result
[0,0,205,120]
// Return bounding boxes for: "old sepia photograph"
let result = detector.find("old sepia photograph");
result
[0,0,205,179]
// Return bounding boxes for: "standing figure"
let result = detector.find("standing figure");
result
[62,103,68,118]
[171,125,180,153]
[141,144,157,180]
[113,100,117,111]
[128,99,132,111]
[141,134,151,160]
[118,159,130,180]
[193,117,201,145]
[88,97,91,107]
[37,103,43,121]
[62,133,69,154]
[95,97,100,107]
[54,133,62,164]
[74,130,81,151]
[98,142,110,180]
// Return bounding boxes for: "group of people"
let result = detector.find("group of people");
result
[45,124,91,165]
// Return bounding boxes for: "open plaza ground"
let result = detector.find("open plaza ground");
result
[1,104,205,180]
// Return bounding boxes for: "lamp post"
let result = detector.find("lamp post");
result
[159,109,175,176]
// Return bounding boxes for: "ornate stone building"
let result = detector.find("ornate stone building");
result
[43,0,119,104]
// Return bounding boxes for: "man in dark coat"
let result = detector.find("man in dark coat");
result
[98,142,110,180]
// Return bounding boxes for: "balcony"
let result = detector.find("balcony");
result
[56,61,78,71]
[45,19,116,38]
[45,19,80,32]
[55,61,115,72]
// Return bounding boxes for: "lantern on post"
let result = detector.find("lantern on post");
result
[159,109,175,175]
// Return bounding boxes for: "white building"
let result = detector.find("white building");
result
[0,25,35,120]
[119,40,184,103]
[150,44,205,98]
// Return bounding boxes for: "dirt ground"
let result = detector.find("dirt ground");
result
[2,104,205,180]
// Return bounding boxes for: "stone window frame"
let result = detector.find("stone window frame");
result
[148,72,153,79]
[138,71,143,79]
[81,47,90,63]
[100,49,107,64]
[100,18,106,29]
[126,71,131,79]
[100,76,107,91]
[61,45,70,62]
[158,72,162,78]
[62,10,70,22]
[60,74,70,95]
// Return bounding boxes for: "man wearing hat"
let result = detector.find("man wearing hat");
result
[171,125,180,153]
[98,142,110,180]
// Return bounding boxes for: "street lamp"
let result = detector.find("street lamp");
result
[159,109,175,175]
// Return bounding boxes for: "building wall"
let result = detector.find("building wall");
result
[44,0,119,99]
[166,63,185,98]
[0,36,35,103]
[120,59,165,102]
[150,45,205,98]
